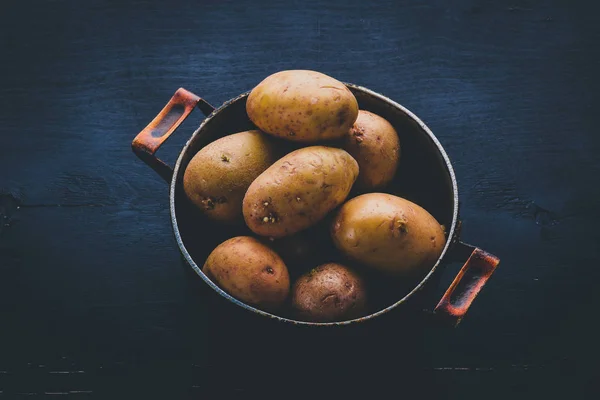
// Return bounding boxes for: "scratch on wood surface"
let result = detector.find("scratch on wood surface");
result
[49,370,85,374]
[20,203,105,208]
[191,385,244,391]
[433,367,471,371]
[430,364,538,371]
[88,300,179,309]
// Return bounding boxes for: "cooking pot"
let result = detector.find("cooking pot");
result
[132,85,499,329]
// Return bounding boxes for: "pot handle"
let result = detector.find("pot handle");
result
[131,88,215,183]
[433,242,500,326]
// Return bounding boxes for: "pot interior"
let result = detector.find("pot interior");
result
[171,86,458,323]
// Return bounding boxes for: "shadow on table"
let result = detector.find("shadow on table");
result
[181,263,449,397]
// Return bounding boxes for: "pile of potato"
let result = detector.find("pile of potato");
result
[183,70,445,323]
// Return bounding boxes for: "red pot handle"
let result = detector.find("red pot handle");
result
[131,88,215,183]
[434,242,500,326]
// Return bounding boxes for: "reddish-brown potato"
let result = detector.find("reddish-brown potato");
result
[341,110,400,190]
[291,263,367,322]
[202,236,290,311]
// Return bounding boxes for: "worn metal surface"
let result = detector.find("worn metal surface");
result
[434,243,501,325]
[132,88,214,183]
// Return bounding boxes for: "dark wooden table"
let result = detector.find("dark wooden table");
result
[1,0,598,398]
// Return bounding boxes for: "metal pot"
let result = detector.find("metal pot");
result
[132,85,499,328]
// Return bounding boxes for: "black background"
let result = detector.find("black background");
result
[1,0,599,398]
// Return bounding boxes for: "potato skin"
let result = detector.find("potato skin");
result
[246,70,359,142]
[341,110,400,190]
[291,263,367,322]
[202,236,290,311]
[331,193,445,277]
[183,130,277,224]
[243,146,359,238]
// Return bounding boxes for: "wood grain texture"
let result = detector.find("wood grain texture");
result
[1,0,599,397]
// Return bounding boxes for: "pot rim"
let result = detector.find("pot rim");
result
[169,83,460,326]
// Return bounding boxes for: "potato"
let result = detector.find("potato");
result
[243,146,359,238]
[202,236,290,311]
[341,110,400,190]
[291,263,367,322]
[246,70,359,142]
[331,193,445,277]
[183,130,277,224]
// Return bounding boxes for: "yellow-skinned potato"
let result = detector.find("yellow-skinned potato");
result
[331,193,445,277]
[202,236,290,311]
[243,146,359,238]
[183,130,277,224]
[341,110,400,190]
[246,70,359,142]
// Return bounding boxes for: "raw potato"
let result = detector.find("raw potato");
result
[292,263,367,322]
[341,110,400,190]
[331,193,446,277]
[183,130,277,223]
[202,236,290,311]
[246,70,359,142]
[243,146,359,238]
